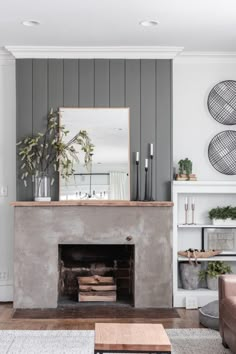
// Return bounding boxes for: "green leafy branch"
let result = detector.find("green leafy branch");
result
[17,109,94,186]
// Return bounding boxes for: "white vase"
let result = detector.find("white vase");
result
[212,218,236,226]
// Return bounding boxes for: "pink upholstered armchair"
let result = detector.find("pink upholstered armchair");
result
[219,274,236,353]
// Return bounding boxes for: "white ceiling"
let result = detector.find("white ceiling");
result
[0,0,236,51]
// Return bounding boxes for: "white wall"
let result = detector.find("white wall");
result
[173,56,236,181]
[0,53,15,301]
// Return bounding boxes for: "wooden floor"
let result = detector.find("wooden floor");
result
[0,303,203,330]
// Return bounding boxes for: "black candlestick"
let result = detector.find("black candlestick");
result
[135,161,140,201]
[149,155,154,201]
[144,167,148,201]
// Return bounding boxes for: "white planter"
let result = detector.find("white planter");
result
[207,275,218,290]
[212,218,236,226]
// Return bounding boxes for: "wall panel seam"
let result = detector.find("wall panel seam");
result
[124,60,126,107]
[31,60,33,135]
[78,59,80,107]
[93,59,95,107]
[109,59,111,107]
[155,60,157,200]
[139,59,143,189]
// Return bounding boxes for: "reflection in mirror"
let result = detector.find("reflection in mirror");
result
[59,108,130,201]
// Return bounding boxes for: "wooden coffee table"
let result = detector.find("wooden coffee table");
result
[94,323,171,353]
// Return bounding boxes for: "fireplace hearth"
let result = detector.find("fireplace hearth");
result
[58,244,134,307]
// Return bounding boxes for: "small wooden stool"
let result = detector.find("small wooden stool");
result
[94,323,171,353]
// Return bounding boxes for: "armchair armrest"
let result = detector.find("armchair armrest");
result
[219,275,236,301]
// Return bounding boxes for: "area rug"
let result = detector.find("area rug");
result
[0,328,232,354]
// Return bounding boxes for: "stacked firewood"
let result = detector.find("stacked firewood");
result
[78,275,117,302]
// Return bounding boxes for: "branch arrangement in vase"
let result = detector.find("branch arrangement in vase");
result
[17,109,94,186]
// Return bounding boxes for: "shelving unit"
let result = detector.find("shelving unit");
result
[178,256,236,262]
[172,181,236,308]
[178,224,236,228]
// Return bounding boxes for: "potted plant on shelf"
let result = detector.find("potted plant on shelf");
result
[199,261,232,290]
[17,109,94,201]
[176,158,197,181]
[208,206,236,226]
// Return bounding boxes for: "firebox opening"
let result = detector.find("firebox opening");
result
[58,244,135,307]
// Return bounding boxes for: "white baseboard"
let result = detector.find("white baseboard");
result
[0,284,13,302]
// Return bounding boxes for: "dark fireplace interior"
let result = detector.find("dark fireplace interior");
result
[58,244,134,307]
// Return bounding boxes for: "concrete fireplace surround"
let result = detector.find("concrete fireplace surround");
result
[12,201,173,309]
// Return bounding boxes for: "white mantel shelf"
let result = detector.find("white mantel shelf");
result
[11,200,174,207]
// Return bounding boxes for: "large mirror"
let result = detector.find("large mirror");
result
[59,108,130,201]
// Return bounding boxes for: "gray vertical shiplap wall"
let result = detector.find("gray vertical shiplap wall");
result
[16,59,172,201]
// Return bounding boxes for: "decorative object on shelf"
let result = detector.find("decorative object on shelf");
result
[135,152,140,201]
[184,197,189,224]
[209,206,236,225]
[179,249,222,259]
[208,130,236,175]
[17,109,94,201]
[199,261,232,291]
[144,158,149,201]
[208,80,236,125]
[178,249,222,264]
[149,143,154,201]
[191,198,195,224]
[208,229,235,251]
[176,158,197,181]
[179,262,201,290]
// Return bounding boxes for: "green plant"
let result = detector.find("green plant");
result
[208,206,236,220]
[199,261,232,281]
[178,158,192,175]
[17,109,94,186]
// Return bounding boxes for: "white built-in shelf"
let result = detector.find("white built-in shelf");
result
[173,181,236,307]
[173,181,236,186]
[178,224,236,228]
[177,288,218,296]
[178,256,236,262]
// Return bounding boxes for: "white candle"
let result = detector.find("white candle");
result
[185,197,188,205]
[136,152,139,162]
[192,198,195,205]
[150,143,154,157]
[145,158,148,169]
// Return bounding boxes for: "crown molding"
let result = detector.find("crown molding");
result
[0,47,15,63]
[5,46,184,59]
[174,51,236,63]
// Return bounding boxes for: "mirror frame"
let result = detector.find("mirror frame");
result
[58,107,131,201]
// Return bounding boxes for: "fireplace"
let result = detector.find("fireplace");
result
[13,203,173,309]
[58,244,135,306]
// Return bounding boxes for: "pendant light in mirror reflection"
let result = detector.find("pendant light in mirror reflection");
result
[59,108,130,201]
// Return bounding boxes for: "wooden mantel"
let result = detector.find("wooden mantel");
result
[11,200,173,207]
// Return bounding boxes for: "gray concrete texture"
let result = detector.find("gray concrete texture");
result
[14,206,173,308]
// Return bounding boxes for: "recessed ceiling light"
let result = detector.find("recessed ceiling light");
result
[140,20,159,27]
[22,20,40,27]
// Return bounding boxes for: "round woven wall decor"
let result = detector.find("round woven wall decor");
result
[208,80,236,125]
[208,130,236,175]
